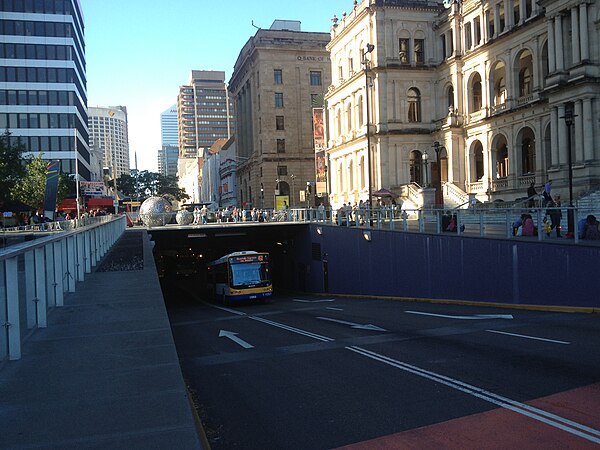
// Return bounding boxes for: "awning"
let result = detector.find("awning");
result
[88,197,115,207]
[373,188,399,198]
[57,198,77,211]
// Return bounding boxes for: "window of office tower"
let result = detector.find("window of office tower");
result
[310,71,322,86]
[274,69,283,84]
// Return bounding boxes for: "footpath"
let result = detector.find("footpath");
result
[0,229,206,449]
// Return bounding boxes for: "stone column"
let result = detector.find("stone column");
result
[571,7,580,65]
[547,19,556,73]
[520,0,527,23]
[550,107,559,167]
[494,4,501,35]
[554,15,564,71]
[582,98,594,161]
[579,3,589,61]
[505,0,513,28]
[574,100,584,162]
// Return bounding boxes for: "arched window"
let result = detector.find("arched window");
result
[359,155,365,189]
[471,73,482,112]
[348,160,354,192]
[337,161,344,192]
[346,102,352,133]
[516,50,533,97]
[472,141,484,181]
[519,67,532,96]
[357,95,364,128]
[407,88,421,122]
[409,150,423,185]
[336,108,342,136]
[495,77,506,105]
[496,143,508,178]
[447,85,455,110]
[518,127,536,174]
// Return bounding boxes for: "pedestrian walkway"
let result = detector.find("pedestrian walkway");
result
[0,230,205,449]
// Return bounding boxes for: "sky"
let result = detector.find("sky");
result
[80,0,343,172]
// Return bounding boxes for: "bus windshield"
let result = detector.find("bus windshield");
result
[230,262,269,288]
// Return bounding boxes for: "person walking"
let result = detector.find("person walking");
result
[527,182,537,208]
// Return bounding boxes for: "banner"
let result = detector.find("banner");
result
[43,160,61,219]
[312,108,324,152]
[313,108,326,195]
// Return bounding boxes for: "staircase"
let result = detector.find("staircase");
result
[576,189,600,217]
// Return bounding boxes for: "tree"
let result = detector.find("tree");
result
[11,155,71,210]
[0,130,28,204]
[116,170,189,202]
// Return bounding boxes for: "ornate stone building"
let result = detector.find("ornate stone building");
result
[229,20,331,209]
[325,0,599,209]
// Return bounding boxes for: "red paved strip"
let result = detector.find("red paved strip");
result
[335,383,600,450]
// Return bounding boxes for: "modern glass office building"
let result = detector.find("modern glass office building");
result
[0,0,90,180]
[158,104,179,176]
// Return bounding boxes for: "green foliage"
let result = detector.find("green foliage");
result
[116,170,189,202]
[0,130,28,204]
[11,155,72,210]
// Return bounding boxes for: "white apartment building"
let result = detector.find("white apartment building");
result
[325,0,599,209]
[88,106,130,179]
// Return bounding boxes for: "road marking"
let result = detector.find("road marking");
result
[326,307,344,311]
[347,346,600,444]
[486,329,570,345]
[293,298,336,303]
[406,311,514,320]
[249,316,334,342]
[206,303,247,316]
[316,316,387,332]
[218,330,254,349]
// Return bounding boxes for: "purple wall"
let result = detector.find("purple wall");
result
[295,224,599,309]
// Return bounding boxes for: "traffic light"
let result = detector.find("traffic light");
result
[306,182,311,195]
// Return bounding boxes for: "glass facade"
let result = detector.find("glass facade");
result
[0,0,89,179]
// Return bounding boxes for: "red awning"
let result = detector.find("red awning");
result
[88,197,114,207]
[57,198,77,211]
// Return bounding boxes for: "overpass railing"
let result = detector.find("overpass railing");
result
[261,205,598,243]
[0,215,126,362]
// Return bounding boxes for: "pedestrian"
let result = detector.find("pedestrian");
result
[582,215,600,240]
[527,182,537,208]
[521,214,535,236]
[547,197,562,237]
[542,179,552,206]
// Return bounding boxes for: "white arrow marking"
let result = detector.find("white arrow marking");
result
[316,317,387,331]
[405,311,514,320]
[293,298,336,303]
[486,329,570,344]
[218,330,254,349]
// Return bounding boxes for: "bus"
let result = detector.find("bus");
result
[206,251,272,303]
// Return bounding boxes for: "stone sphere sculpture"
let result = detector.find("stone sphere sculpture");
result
[139,196,173,227]
[175,209,194,225]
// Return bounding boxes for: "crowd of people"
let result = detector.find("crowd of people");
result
[517,179,599,240]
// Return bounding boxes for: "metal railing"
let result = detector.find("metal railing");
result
[0,215,126,362]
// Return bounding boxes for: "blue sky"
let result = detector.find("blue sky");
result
[81,0,342,172]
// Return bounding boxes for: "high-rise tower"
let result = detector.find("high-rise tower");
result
[0,0,90,179]
[158,104,178,176]
[88,106,130,179]
[176,70,234,160]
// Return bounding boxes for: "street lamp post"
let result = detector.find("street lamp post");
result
[561,108,577,234]
[422,151,429,187]
[260,184,264,209]
[290,174,296,208]
[363,43,375,208]
[275,178,280,209]
[432,141,445,207]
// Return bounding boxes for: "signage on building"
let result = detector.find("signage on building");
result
[80,181,105,197]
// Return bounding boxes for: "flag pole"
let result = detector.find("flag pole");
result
[74,128,81,219]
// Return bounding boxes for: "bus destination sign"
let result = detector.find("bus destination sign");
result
[230,254,267,264]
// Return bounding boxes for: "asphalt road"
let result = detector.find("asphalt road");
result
[165,286,600,449]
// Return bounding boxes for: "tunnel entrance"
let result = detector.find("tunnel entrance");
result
[148,223,309,300]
